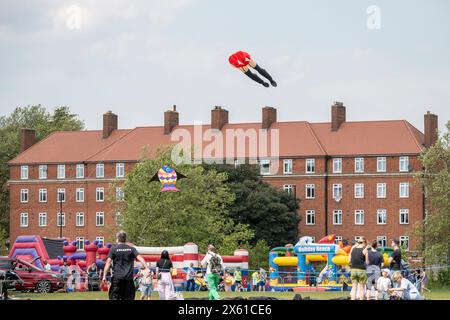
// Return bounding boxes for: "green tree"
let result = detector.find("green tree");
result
[117,146,254,254]
[247,239,271,270]
[0,105,84,238]
[202,163,300,247]
[414,121,450,286]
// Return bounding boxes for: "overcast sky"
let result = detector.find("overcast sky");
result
[0,0,449,133]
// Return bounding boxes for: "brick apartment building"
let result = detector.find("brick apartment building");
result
[7,103,439,251]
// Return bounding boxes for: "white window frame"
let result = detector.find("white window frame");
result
[76,188,85,202]
[377,209,387,225]
[75,237,84,250]
[355,236,364,242]
[399,236,409,250]
[116,163,125,178]
[332,158,342,173]
[39,189,47,203]
[354,157,364,173]
[305,158,315,173]
[38,212,47,227]
[20,213,28,227]
[76,212,85,227]
[399,182,410,198]
[76,164,84,179]
[39,165,47,179]
[95,237,105,246]
[283,159,293,174]
[96,163,105,178]
[305,184,315,199]
[377,183,387,198]
[283,184,293,195]
[399,209,410,225]
[332,184,342,200]
[333,210,342,225]
[57,212,65,227]
[377,157,386,173]
[20,189,28,203]
[96,187,104,202]
[377,236,387,247]
[116,187,124,201]
[57,188,66,203]
[355,210,364,225]
[57,165,65,179]
[399,156,409,172]
[335,236,343,244]
[305,210,315,225]
[259,160,271,175]
[354,183,364,199]
[20,165,29,180]
[96,212,105,227]
[115,212,124,226]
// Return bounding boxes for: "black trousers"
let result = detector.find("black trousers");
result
[109,278,136,300]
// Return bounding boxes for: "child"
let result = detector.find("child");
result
[377,269,392,300]
[138,265,154,300]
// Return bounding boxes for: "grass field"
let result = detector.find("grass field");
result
[8,288,450,300]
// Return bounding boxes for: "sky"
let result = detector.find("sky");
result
[0,0,449,133]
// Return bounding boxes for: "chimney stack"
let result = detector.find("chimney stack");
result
[19,128,36,153]
[103,111,118,139]
[424,111,438,148]
[164,105,179,134]
[211,106,229,130]
[262,106,277,129]
[331,101,346,131]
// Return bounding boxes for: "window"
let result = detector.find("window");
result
[20,189,28,203]
[335,236,343,244]
[355,210,364,225]
[377,209,387,225]
[283,184,293,195]
[399,236,409,250]
[259,160,271,175]
[399,209,410,224]
[333,158,342,173]
[116,212,124,226]
[57,188,65,202]
[399,183,409,198]
[20,213,28,227]
[332,184,342,200]
[39,213,47,227]
[355,236,364,242]
[354,157,364,173]
[96,212,105,226]
[116,163,125,178]
[57,165,65,179]
[283,159,293,174]
[96,164,104,178]
[377,236,387,247]
[39,165,47,179]
[354,183,364,198]
[377,183,387,198]
[305,210,315,225]
[39,189,47,203]
[95,237,105,246]
[20,166,29,179]
[306,159,315,173]
[116,187,124,201]
[76,212,84,227]
[376,157,386,173]
[333,210,342,225]
[76,188,84,202]
[57,212,65,227]
[76,237,84,250]
[399,156,409,172]
[76,164,84,179]
[305,184,315,199]
[96,188,104,202]
[310,236,316,243]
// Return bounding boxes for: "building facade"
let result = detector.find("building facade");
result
[8,104,438,251]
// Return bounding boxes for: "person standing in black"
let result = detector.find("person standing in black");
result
[156,250,174,300]
[389,239,402,274]
[348,237,369,300]
[103,231,149,300]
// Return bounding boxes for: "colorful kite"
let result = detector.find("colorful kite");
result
[228,50,277,88]
[150,165,187,192]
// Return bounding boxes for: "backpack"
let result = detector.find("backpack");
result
[209,253,222,274]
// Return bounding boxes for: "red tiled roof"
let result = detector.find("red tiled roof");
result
[8,120,425,165]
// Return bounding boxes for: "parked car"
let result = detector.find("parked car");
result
[0,257,64,293]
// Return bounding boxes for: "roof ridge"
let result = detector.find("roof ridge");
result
[305,122,327,155]
[7,131,59,165]
[402,120,424,151]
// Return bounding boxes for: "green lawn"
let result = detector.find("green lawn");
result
[9,288,450,300]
